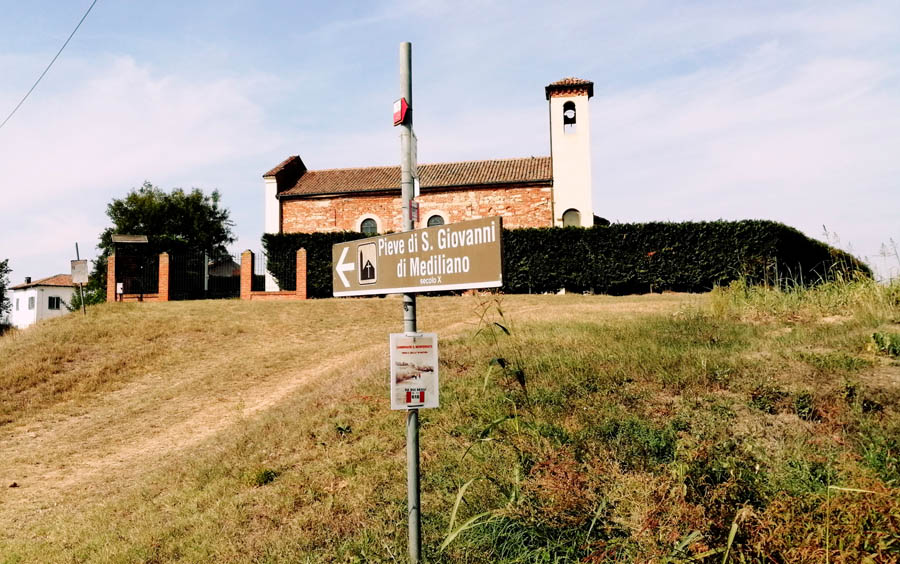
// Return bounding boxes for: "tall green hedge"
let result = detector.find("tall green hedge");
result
[262,221,869,298]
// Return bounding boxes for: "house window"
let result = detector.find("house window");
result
[28,297,35,310]
[15,298,19,311]
[48,296,61,310]
[562,209,581,227]
[426,215,445,227]
[563,100,576,134]
[360,218,378,236]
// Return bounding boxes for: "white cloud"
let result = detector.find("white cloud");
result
[1,56,280,201]
[0,56,283,280]
[593,43,900,279]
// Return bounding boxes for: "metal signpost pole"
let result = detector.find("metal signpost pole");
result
[75,243,86,316]
[399,41,421,563]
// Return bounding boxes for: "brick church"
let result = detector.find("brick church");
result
[262,77,596,238]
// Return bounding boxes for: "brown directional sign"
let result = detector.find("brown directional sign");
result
[332,216,503,297]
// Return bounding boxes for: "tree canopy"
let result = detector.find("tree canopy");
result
[99,182,234,256]
[81,182,234,304]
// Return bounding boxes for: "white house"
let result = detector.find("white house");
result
[9,274,76,329]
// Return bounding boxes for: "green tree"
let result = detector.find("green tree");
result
[82,182,235,303]
[0,259,10,321]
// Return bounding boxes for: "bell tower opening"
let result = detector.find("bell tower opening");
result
[563,101,576,134]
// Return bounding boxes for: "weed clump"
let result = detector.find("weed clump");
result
[792,392,819,421]
[683,439,768,511]
[248,468,279,487]
[857,422,900,485]
[872,331,900,357]
[749,384,788,414]
[586,416,682,472]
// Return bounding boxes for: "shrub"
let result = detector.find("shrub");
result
[263,220,867,297]
[263,231,368,297]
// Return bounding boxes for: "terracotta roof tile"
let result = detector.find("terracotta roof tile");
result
[545,77,594,99]
[263,155,302,178]
[279,156,552,198]
[10,274,74,290]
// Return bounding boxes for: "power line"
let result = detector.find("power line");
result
[0,0,99,132]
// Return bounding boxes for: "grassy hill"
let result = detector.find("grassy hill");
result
[0,283,898,563]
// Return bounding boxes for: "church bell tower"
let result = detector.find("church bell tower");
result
[546,77,594,227]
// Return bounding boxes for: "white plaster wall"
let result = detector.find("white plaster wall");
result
[10,286,74,329]
[10,288,37,329]
[549,94,594,227]
[263,177,280,291]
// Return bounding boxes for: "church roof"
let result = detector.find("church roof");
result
[11,274,74,290]
[276,156,552,198]
[545,77,594,99]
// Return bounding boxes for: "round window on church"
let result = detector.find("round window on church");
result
[360,218,378,236]
[427,215,445,227]
[562,209,581,227]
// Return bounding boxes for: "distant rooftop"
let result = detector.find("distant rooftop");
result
[10,274,74,291]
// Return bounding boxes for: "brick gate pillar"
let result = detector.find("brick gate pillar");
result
[240,250,254,300]
[295,248,307,300]
[158,253,170,302]
[107,254,116,303]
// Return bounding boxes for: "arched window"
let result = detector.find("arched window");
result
[426,214,445,227]
[562,209,581,227]
[563,101,576,134]
[360,218,377,236]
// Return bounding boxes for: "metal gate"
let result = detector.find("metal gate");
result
[251,250,296,292]
[115,252,159,296]
[169,251,240,300]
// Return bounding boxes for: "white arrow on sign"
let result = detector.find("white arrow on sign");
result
[335,246,355,288]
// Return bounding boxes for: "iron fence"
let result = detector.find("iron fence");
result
[115,252,159,295]
[169,251,241,300]
[252,250,296,292]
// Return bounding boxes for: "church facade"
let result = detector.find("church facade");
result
[262,77,595,237]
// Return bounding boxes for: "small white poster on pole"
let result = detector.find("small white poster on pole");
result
[390,332,439,410]
[71,260,88,284]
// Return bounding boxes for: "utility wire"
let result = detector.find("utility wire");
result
[0,0,99,132]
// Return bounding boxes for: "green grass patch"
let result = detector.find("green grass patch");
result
[872,331,900,357]
[1,291,898,563]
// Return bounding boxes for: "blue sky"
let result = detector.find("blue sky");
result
[1,0,899,287]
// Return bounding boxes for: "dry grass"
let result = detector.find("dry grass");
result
[0,289,897,563]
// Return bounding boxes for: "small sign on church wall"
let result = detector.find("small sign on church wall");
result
[390,332,439,410]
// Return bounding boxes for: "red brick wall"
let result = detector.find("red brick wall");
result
[281,184,552,234]
[240,249,308,301]
[106,255,116,303]
[118,293,161,302]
